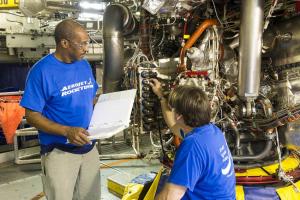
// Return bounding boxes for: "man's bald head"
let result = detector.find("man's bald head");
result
[54,19,85,44]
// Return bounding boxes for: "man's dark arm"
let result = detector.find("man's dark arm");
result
[25,109,90,146]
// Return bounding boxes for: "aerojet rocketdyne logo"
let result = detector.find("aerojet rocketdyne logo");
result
[61,78,94,97]
[220,145,233,177]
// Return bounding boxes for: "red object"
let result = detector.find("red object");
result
[184,70,209,77]
[173,135,181,148]
[0,96,25,144]
[296,1,300,13]
[236,168,300,185]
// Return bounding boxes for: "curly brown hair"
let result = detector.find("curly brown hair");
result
[168,85,211,127]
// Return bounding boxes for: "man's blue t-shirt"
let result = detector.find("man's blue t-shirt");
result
[20,53,98,153]
[168,123,236,200]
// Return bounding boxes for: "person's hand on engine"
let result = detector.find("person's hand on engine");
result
[65,127,90,146]
[149,79,164,99]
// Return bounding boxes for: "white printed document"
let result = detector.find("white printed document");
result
[87,89,136,140]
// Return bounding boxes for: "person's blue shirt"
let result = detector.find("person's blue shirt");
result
[168,123,236,200]
[20,53,99,154]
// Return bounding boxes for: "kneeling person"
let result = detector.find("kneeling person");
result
[150,79,236,200]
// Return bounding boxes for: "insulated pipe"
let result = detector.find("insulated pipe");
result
[178,19,218,71]
[102,4,135,93]
[233,139,273,162]
[238,0,264,100]
[234,148,289,169]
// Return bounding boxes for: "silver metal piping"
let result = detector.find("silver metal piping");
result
[238,0,264,100]
[102,3,136,93]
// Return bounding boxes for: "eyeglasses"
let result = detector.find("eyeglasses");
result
[66,39,90,50]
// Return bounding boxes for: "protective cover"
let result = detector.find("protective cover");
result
[0,96,25,144]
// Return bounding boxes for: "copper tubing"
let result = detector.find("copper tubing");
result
[179,19,218,71]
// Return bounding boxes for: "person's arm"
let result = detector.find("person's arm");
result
[159,98,184,139]
[25,109,90,146]
[149,79,182,138]
[158,97,176,129]
[149,79,175,128]
[155,183,186,200]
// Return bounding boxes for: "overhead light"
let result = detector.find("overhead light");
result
[79,1,106,11]
[78,12,103,21]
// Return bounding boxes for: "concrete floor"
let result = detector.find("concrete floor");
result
[0,136,162,200]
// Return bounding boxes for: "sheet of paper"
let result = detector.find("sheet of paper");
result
[87,89,136,139]
[88,124,128,140]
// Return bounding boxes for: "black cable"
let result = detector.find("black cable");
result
[260,167,272,176]
[155,102,166,158]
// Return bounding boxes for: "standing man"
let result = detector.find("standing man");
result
[20,19,100,200]
[150,79,236,200]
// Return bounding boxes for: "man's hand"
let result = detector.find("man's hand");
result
[25,109,91,146]
[65,127,90,146]
[149,79,164,98]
